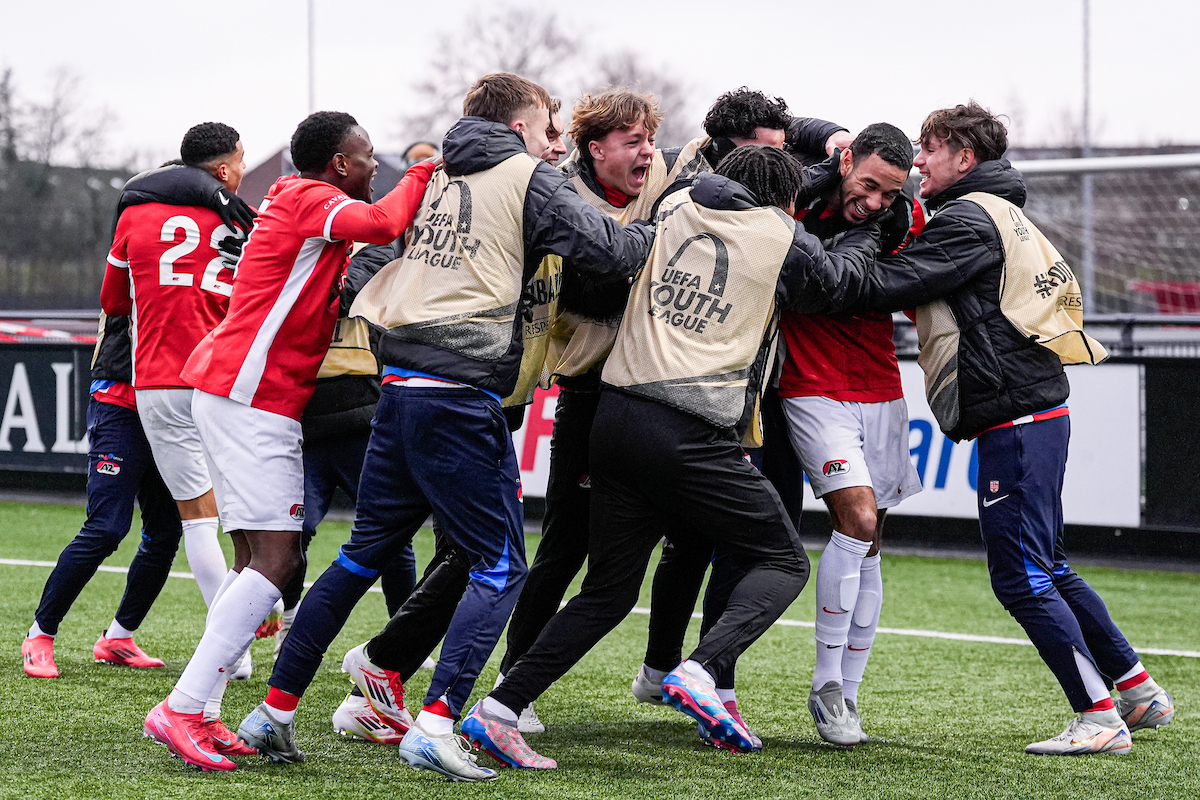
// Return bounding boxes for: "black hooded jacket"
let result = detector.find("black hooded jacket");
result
[859,160,1070,440]
[371,117,654,398]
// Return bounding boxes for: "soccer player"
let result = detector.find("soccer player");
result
[239,73,653,782]
[21,315,183,679]
[328,99,569,745]
[498,88,844,733]
[142,111,435,772]
[846,102,1173,754]
[464,145,881,769]
[100,122,244,627]
[775,123,923,745]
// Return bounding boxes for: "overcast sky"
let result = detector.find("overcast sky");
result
[6,0,1198,171]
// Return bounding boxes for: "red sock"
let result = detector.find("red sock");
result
[1115,670,1149,692]
[423,698,455,719]
[265,687,300,713]
[1085,696,1115,713]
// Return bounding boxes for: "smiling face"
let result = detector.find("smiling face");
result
[336,126,378,202]
[588,119,656,198]
[914,134,974,199]
[833,150,908,225]
[541,110,567,165]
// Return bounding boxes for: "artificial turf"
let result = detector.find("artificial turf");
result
[2,500,1195,800]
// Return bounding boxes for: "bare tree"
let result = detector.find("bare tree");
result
[585,50,702,149]
[395,10,583,143]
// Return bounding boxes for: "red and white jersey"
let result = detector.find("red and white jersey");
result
[104,204,234,389]
[181,177,363,420]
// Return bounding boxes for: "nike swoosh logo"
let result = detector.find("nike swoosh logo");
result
[824,644,843,649]
[822,607,848,614]
[218,194,230,205]
[186,730,225,763]
[847,646,871,651]
[982,494,1010,507]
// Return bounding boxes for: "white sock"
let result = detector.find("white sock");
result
[204,678,229,721]
[813,531,871,691]
[679,659,715,686]
[480,696,519,725]
[182,517,226,607]
[717,688,737,705]
[1115,661,1145,685]
[106,620,137,639]
[172,568,281,713]
[264,700,296,724]
[416,709,455,735]
[28,622,52,639]
[842,554,882,705]
[1074,649,1114,706]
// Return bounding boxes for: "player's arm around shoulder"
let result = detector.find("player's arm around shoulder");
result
[779,217,882,315]
[522,160,654,281]
[869,201,1002,313]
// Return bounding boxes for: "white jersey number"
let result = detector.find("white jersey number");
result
[158,216,235,296]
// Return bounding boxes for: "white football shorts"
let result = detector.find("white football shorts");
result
[783,395,922,509]
[136,388,212,502]
[191,390,305,532]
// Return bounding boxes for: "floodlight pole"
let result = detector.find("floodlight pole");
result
[1081,0,1096,313]
[308,0,316,113]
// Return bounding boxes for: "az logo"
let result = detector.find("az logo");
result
[96,460,120,476]
[823,460,850,477]
[289,504,305,521]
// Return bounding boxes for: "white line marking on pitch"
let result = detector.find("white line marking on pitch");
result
[4,558,1196,658]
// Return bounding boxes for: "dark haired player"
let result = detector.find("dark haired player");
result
[142,111,434,772]
[465,145,880,768]
[493,88,843,733]
[775,122,922,745]
[101,121,243,649]
[240,72,652,782]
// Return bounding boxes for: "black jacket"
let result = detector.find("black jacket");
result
[372,118,654,397]
[861,160,1070,440]
[300,241,398,442]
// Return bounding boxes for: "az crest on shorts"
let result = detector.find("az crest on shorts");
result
[823,459,850,477]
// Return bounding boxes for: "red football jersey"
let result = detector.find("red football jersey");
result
[181,164,433,421]
[104,203,234,389]
[778,199,927,403]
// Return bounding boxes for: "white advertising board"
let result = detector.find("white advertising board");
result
[802,361,1143,527]
[514,362,1143,529]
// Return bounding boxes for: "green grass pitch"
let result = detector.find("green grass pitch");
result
[1,500,1196,799]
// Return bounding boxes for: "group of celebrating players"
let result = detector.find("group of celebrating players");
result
[21,71,1174,781]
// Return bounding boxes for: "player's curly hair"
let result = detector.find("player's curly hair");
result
[715,145,803,209]
[568,88,662,166]
[851,122,914,172]
[180,122,240,166]
[291,111,359,173]
[918,101,1008,162]
[703,88,791,140]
